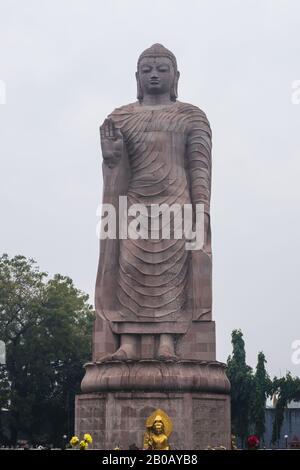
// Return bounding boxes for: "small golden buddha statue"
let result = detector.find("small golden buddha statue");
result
[143,409,172,450]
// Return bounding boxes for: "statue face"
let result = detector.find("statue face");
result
[138,57,175,97]
[153,419,164,434]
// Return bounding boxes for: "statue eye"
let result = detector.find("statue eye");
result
[141,67,152,73]
[157,66,169,72]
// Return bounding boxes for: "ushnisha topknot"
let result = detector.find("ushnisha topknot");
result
[137,43,178,71]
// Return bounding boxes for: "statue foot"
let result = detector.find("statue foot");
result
[96,347,138,362]
[157,348,178,361]
[110,345,138,361]
[110,334,139,360]
[94,335,139,362]
[95,353,113,363]
[157,334,178,361]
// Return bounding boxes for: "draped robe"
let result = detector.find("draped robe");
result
[95,101,212,335]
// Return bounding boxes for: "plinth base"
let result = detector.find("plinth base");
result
[75,359,231,450]
[75,390,230,450]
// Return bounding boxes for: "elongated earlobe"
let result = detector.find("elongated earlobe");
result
[171,71,180,101]
[136,72,143,102]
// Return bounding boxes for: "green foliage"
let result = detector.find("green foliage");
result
[251,352,272,439]
[227,330,254,445]
[271,373,300,444]
[227,330,300,448]
[0,254,94,445]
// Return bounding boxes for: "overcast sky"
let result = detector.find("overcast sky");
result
[0,0,299,378]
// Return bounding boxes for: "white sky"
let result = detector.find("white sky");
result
[0,0,300,378]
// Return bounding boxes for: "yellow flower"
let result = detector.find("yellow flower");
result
[84,433,93,444]
[80,440,88,450]
[70,436,79,446]
[114,447,121,450]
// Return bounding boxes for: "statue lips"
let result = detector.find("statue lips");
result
[149,79,160,86]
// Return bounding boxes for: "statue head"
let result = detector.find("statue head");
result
[136,44,180,102]
[152,415,165,435]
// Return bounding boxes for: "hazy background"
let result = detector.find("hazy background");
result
[0,0,299,377]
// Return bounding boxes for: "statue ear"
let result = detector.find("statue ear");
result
[136,71,143,102]
[171,70,180,101]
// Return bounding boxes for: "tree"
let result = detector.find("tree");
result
[250,352,272,441]
[0,254,94,445]
[0,364,10,444]
[271,373,300,445]
[227,329,254,447]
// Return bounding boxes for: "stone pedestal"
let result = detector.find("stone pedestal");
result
[75,391,230,450]
[75,359,231,449]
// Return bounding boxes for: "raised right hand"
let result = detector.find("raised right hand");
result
[100,118,124,169]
